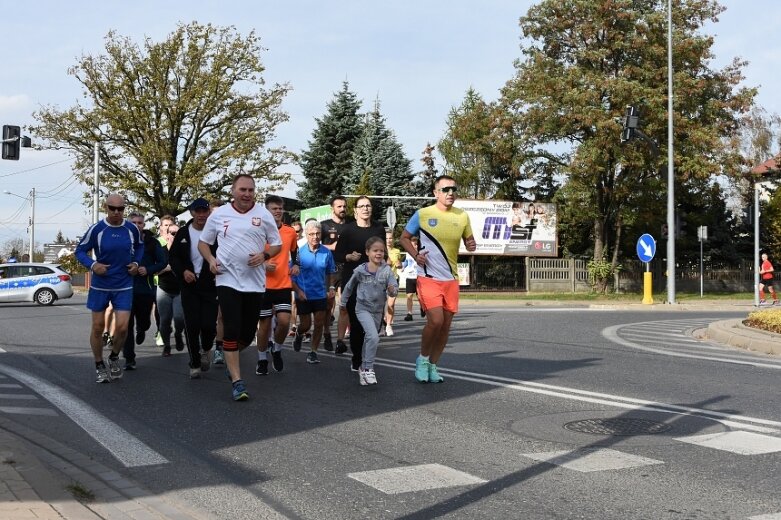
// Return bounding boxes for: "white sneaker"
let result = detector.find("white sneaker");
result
[358,367,368,386]
[364,368,377,385]
[385,325,394,337]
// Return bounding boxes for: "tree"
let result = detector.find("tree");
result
[32,22,294,217]
[298,82,364,208]
[55,230,66,244]
[502,0,755,275]
[347,100,415,226]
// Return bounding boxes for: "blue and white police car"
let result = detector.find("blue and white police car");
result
[0,263,74,305]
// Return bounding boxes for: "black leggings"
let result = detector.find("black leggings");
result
[217,286,263,350]
[122,293,155,362]
[347,293,367,367]
[180,285,218,369]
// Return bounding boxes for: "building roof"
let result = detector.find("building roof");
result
[750,155,781,175]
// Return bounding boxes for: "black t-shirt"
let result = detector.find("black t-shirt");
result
[320,218,350,247]
[334,220,386,288]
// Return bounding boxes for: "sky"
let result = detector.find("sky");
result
[1,0,780,248]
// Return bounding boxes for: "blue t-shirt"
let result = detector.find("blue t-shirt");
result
[291,244,337,300]
[76,219,143,291]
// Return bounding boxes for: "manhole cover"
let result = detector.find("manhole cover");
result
[563,418,672,436]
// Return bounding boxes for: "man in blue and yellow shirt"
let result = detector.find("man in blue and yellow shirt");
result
[400,175,476,384]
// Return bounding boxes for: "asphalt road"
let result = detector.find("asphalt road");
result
[0,295,780,519]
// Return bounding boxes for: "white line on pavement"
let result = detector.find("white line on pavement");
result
[367,356,781,434]
[0,364,169,467]
[603,324,781,370]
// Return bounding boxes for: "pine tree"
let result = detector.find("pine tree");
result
[298,82,363,207]
[348,100,414,227]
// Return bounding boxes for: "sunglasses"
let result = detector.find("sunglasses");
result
[437,186,458,194]
[107,205,126,212]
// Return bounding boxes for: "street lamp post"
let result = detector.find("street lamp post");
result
[3,188,36,261]
[666,0,676,304]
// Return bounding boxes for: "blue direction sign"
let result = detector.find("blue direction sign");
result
[636,234,656,262]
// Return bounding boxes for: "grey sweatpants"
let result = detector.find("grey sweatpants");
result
[355,308,383,370]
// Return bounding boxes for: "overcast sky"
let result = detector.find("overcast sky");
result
[1,0,779,246]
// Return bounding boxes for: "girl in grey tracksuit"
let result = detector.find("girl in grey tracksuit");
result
[340,237,399,385]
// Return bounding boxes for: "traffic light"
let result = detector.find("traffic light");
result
[2,125,21,160]
[620,106,639,143]
[675,209,687,236]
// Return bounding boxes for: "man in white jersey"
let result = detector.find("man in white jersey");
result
[198,175,282,401]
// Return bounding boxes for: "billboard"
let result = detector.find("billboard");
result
[300,204,332,224]
[454,200,558,257]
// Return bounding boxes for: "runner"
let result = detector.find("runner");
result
[169,198,219,378]
[291,220,338,364]
[401,235,420,321]
[198,175,282,400]
[155,222,185,357]
[383,229,402,336]
[340,236,398,385]
[75,194,142,383]
[334,196,386,371]
[320,196,349,352]
[255,195,299,375]
[759,252,778,305]
[399,175,476,383]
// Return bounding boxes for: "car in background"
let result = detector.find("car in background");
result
[0,263,74,305]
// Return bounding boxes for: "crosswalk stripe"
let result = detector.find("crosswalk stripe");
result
[0,393,38,400]
[0,406,57,416]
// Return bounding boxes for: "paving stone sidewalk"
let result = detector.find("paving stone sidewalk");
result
[0,416,211,520]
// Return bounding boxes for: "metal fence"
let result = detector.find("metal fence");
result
[459,256,758,293]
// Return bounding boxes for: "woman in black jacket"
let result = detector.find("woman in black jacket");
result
[168,199,219,379]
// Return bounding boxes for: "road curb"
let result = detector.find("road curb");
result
[706,318,781,356]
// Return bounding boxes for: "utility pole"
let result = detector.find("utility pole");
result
[666,0,676,304]
[29,187,35,261]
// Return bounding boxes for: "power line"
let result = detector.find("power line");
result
[0,158,73,179]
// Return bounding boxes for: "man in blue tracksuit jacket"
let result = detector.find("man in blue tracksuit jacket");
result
[75,194,143,384]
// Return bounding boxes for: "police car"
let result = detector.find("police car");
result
[0,262,74,305]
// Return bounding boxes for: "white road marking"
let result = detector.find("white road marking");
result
[750,513,781,519]
[520,448,664,472]
[0,393,38,400]
[0,384,22,389]
[0,406,57,416]
[0,364,168,467]
[603,323,781,370]
[675,431,781,455]
[365,356,781,434]
[348,463,486,494]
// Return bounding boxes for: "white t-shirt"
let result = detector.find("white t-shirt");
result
[199,202,282,292]
[188,226,204,276]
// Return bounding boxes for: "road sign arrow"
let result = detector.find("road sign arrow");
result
[640,239,653,258]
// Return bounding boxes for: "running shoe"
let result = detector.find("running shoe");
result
[303,333,312,343]
[335,339,348,355]
[255,359,269,375]
[403,314,413,322]
[108,356,123,380]
[102,331,110,347]
[105,335,114,349]
[306,351,320,364]
[420,308,426,318]
[162,348,172,357]
[293,333,303,352]
[428,363,444,383]
[323,335,334,352]
[95,365,111,384]
[200,351,211,371]
[175,333,185,351]
[385,325,394,337]
[288,325,297,337]
[232,380,249,401]
[135,330,145,345]
[774,300,779,306]
[271,350,283,372]
[155,331,164,347]
[189,367,201,379]
[364,369,378,385]
[213,348,225,365]
[415,355,430,383]
[124,360,136,371]
[358,367,368,386]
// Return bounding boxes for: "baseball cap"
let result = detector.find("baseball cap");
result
[187,198,210,210]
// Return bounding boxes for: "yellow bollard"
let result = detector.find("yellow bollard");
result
[642,271,653,304]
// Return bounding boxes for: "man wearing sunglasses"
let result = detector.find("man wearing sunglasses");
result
[76,194,143,384]
[400,175,476,384]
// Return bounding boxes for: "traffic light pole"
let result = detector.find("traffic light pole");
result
[754,182,760,307]
[666,0,676,305]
